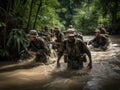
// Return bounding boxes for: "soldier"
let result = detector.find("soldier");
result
[52,27,63,49]
[64,25,83,40]
[64,25,76,36]
[57,34,92,69]
[42,25,49,33]
[98,25,109,38]
[27,30,50,63]
[97,24,109,36]
[88,29,110,51]
[67,25,76,32]
[63,25,83,63]
[54,26,64,43]
[39,25,51,37]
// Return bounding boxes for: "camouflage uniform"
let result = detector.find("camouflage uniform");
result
[28,30,50,63]
[39,25,52,37]
[97,26,109,38]
[54,27,64,42]
[52,27,64,50]
[63,28,83,63]
[57,34,92,69]
[89,30,110,50]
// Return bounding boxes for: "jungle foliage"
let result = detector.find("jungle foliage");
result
[0,0,120,61]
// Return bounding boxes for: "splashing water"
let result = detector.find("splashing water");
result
[0,35,120,90]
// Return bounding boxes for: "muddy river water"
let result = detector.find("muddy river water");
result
[0,35,120,90]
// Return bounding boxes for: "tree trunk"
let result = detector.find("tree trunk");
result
[111,0,118,34]
[33,0,43,29]
[3,0,11,50]
[67,0,73,26]
[26,0,34,30]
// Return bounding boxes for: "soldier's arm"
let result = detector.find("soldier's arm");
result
[80,41,92,69]
[56,41,65,67]
[27,42,37,55]
[43,41,50,55]
[57,52,64,67]
[37,38,50,55]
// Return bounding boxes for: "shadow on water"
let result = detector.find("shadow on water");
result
[0,60,41,73]
[51,69,89,78]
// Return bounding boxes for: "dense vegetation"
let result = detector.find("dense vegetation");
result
[0,0,120,61]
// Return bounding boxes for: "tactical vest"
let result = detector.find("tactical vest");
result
[64,38,84,57]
